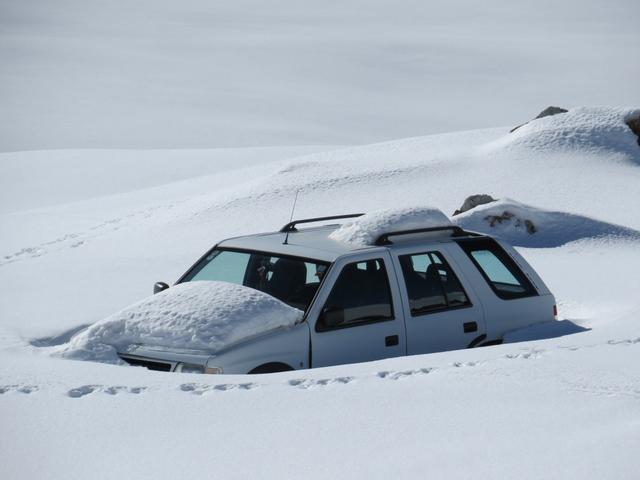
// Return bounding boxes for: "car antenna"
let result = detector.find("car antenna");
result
[283,189,300,245]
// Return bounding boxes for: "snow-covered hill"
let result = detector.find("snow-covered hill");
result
[2,1,639,151]
[1,106,640,479]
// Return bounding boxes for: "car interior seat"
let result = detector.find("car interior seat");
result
[267,258,307,304]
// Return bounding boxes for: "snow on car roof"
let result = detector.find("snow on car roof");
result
[219,207,471,262]
[329,207,453,246]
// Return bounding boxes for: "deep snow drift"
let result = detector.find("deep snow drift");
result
[1,106,640,480]
[485,106,640,159]
[54,281,303,363]
[452,198,640,247]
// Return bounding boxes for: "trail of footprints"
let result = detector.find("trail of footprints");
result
[3,336,639,398]
[288,376,354,388]
[67,385,147,398]
[1,204,176,267]
[0,384,39,394]
[377,368,434,380]
[180,382,258,394]
[56,349,552,397]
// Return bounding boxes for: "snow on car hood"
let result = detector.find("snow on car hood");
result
[329,206,452,246]
[54,281,303,364]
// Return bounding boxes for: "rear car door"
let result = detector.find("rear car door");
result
[450,237,555,340]
[308,251,406,368]
[391,244,487,355]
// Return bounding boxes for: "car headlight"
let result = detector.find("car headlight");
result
[204,366,223,374]
[175,363,205,374]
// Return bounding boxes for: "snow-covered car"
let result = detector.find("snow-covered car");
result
[113,210,556,374]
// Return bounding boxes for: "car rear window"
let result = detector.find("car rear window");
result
[457,238,537,300]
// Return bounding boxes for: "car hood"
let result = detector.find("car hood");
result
[55,281,304,364]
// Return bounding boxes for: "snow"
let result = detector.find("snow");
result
[452,198,640,247]
[329,207,452,246]
[485,106,640,160]
[1,32,640,480]
[1,1,639,151]
[53,281,303,363]
[0,146,332,214]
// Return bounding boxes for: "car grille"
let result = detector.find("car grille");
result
[120,355,172,372]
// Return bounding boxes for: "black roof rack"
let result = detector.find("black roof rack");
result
[280,213,364,233]
[375,226,475,246]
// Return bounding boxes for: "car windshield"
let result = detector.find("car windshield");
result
[181,249,330,311]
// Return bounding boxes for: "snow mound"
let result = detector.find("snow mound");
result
[453,199,640,247]
[54,281,303,364]
[485,106,640,160]
[330,207,452,246]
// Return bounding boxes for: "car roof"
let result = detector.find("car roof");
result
[218,222,484,263]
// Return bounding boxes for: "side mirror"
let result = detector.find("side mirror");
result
[154,282,170,294]
[321,306,345,328]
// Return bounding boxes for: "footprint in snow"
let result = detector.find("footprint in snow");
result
[68,385,101,398]
[504,348,546,360]
[452,361,478,368]
[103,386,147,395]
[180,382,257,394]
[607,337,640,346]
[67,385,147,398]
[377,368,434,380]
[0,384,39,395]
[288,377,354,388]
[215,383,256,391]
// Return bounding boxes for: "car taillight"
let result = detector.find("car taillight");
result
[553,304,558,319]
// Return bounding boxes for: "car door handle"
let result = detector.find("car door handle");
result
[385,335,399,347]
[463,322,478,333]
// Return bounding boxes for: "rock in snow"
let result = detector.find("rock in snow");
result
[54,281,304,363]
[627,116,640,145]
[452,194,497,216]
[510,105,568,132]
[329,207,452,246]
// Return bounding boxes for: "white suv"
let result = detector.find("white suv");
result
[119,214,556,374]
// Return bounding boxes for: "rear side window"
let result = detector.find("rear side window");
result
[316,259,394,331]
[457,238,536,300]
[399,251,470,316]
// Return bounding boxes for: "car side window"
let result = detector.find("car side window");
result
[316,259,394,331]
[399,251,471,316]
[457,238,537,300]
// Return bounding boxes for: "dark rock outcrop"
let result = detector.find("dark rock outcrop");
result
[452,194,496,216]
[510,106,568,133]
[626,116,640,146]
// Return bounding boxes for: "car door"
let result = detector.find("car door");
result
[390,243,486,355]
[451,237,555,339]
[308,250,406,368]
